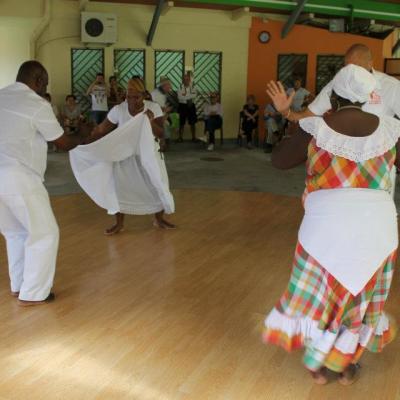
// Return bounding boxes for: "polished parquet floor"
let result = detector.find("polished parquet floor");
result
[0,190,399,400]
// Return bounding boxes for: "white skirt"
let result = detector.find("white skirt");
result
[70,114,174,215]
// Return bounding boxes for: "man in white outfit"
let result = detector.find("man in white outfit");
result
[267,44,400,198]
[0,61,83,306]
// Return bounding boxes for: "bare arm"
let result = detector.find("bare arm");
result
[88,118,117,142]
[395,140,400,170]
[52,133,84,151]
[266,81,316,122]
[148,113,164,139]
[271,126,312,170]
[86,81,96,96]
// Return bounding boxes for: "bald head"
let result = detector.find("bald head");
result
[16,60,49,96]
[344,44,373,71]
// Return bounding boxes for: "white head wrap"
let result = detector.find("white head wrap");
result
[332,64,377,103]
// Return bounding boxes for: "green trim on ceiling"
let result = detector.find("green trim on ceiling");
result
[183,0,400,22]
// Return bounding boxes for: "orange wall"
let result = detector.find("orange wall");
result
[247,18,395,135]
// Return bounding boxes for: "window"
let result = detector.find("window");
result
[71,48,104,114]
[277,54,308,89]
[193,51,222,118]
[154,50,185,90]
[316,55,345,93]
[114,49,145,88]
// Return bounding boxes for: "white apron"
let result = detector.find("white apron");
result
[70,113,174,215]
[299,188,397,296]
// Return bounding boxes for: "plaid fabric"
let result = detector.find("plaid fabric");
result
[304,140,395,200]
[264,243,397,372]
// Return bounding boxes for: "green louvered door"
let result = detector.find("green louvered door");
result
[193,52,222,117]
[71,48,104,114]
[154,50,185,90]
[114,49,145,88]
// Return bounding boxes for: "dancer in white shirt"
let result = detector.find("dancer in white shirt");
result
[267,44,400,199]
[84,77,175,235]
[0,61,83,306]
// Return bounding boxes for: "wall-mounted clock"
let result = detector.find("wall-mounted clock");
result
[258,31,271,44]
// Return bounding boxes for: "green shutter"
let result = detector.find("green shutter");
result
[71,48,104,114]
[114,49,145,89]
[154,50,185,90]
[193,51,222,117]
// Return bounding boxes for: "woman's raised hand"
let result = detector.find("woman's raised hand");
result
[266,81,295,115]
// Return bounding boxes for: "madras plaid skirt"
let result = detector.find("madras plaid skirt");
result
[263,242,397,373]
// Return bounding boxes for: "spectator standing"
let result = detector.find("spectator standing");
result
[86,72,108,125]
[177,74,198,142]
[286,78,310,112]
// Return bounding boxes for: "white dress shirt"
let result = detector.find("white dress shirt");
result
[309,70,400,118]
[0,82,63,194]
[177,84,197,104]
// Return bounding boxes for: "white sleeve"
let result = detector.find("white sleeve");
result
[107,105,120,125]
[390,81,400,118]
[308,81,333,116]
[149,102,163,119]
[32,103,63,141]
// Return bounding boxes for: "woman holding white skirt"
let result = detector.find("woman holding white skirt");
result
[70,77,175,235]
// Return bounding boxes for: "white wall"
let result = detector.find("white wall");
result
[0,17,40,88]
[36,0,251,137]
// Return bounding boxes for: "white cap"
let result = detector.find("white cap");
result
[332,64,377,103]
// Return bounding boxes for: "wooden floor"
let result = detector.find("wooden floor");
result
[0,189,399,400]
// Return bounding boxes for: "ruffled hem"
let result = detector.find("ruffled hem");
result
[263,308,397,372]
[299,116,400,162]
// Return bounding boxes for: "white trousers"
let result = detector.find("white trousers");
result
[0,184,59,301]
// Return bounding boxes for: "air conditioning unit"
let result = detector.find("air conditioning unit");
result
[81,12,117,44]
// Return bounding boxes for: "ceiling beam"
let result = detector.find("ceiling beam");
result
[231,6,250,20]
[281,0,308,38]
[182,0,400,23]
[161,1,174,16]
[147,0,165,46]
[79,0,89,11]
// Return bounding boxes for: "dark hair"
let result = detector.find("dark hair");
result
[96,72,104,77]
[66,94,76,101]
[16,60,47,83]
[109,75,117,83]
[44,92,51,101]
[331,90,364,108]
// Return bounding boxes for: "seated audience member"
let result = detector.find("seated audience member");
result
[287,78,311,112]
[44,92,59,119]
[201,93,223,151]
[177,73,198,142]
[264,103,282,153]
[108,76,125,109]
[61,95,84,135]
[241,95,259,149]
